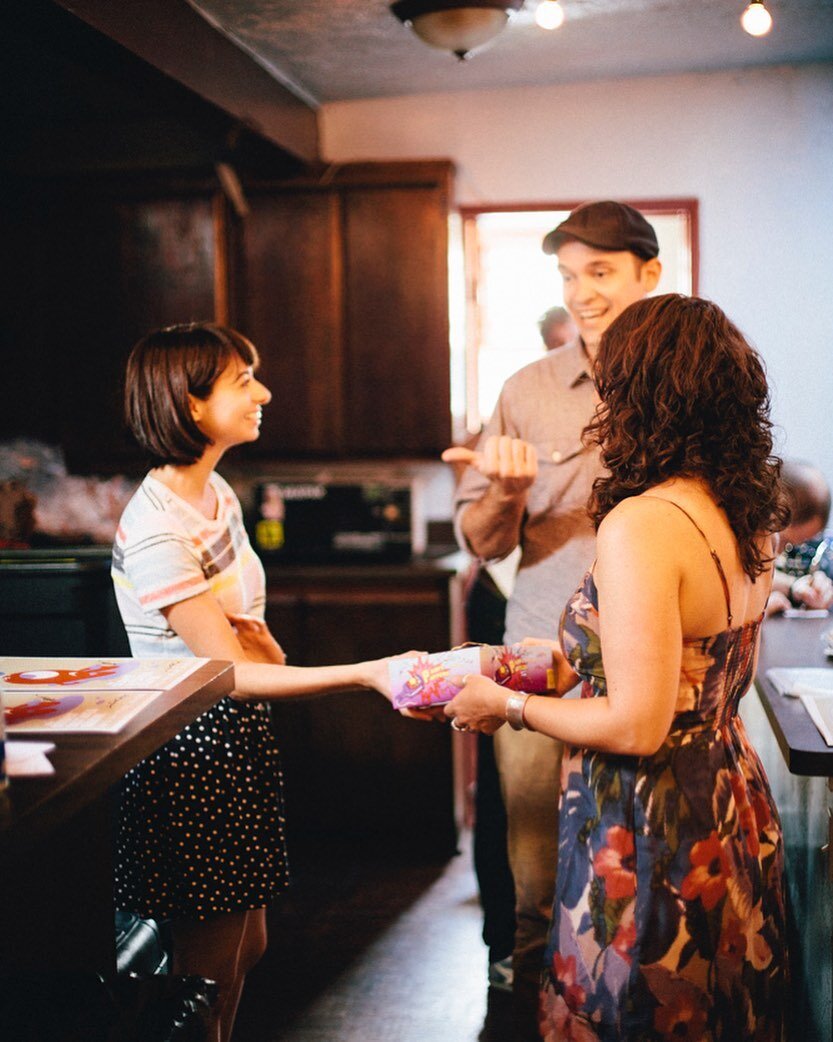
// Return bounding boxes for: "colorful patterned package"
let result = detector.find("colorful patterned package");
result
[389,643,556,710]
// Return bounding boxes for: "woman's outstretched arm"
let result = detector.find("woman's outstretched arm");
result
[164,592,390,700]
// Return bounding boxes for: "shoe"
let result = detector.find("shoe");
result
[488,955,514,993]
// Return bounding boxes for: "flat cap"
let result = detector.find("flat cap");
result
[542,200,659,260]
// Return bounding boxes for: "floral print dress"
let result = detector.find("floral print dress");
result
[540,508,787,1042]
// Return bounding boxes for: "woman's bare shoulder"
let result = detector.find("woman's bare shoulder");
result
[595,496,691,577]
[597,493,684,537]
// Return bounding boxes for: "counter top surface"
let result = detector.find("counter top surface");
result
[755,614,833,776]
[262,549,468,580]
[0,546,469,577]
[0,659,234,857]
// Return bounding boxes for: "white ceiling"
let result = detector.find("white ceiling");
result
[185,0,833,107]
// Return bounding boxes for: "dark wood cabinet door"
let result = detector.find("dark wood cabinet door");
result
[265,574,457,854]
[56,191,219,473]
[342,186,451,456]
[232,191,343,458]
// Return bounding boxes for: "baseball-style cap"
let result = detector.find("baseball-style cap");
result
[542,200,659,260]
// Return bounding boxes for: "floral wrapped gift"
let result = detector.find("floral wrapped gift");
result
[390,643,556,710]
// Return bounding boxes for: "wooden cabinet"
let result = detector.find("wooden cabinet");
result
[63,190,221,473]
[341,183,451,455]
[232,161,454,460]
[2,161,454,471]
[2,179,222,473]
[263,562,463,856]
[232,191,344,456]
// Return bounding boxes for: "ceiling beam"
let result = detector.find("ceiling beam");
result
[53,0,319,163]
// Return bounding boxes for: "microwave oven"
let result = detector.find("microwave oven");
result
[250,481,418,563]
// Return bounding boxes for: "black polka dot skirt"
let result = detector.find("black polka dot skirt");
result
[115,697,289,921]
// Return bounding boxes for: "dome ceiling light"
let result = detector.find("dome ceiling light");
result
[390,0,526,60]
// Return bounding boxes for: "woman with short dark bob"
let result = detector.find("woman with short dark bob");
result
[112,323,391,1042]
[445,295,789,1039]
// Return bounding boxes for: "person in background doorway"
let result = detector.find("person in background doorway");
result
[443,201,662,1037]
[766,458,832,615]
[112,323,392,1042]
[447,294,789,1041]
[537,306,577,352]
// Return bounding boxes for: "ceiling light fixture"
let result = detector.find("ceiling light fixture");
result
[740,0,773,36]
[390,0,525,60]
[535,0,565,30]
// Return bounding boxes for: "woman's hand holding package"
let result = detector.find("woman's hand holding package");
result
[443,633,580,734]
[387,650,449,720]
[444,674,508,735]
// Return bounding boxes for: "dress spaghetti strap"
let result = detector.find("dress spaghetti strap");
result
[642,496,733,629]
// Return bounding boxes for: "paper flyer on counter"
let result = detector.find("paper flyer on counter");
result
[0,657,206,692]
[800,693,833,747]
[2,688,162,734]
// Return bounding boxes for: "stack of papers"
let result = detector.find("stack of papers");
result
[766,667,833,746]
[765,667,833,698]
[0,657,206,734]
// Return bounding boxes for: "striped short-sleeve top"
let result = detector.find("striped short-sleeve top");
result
[112,471,265,656]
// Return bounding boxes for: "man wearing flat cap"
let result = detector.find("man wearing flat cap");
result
[444,200,661,1034]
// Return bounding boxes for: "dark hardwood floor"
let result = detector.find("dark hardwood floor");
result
[231,830,517,1042]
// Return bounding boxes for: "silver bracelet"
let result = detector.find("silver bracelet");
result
[506,692,534,731]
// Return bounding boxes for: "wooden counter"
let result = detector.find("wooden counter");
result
[754,614,833,775]
[0,660,234,975]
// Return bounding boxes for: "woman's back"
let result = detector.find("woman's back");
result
[633,477,772,637]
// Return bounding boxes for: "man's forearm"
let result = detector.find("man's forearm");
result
[460,484,527,560]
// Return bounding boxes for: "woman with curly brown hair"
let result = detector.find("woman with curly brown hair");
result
[445,294,789,1040]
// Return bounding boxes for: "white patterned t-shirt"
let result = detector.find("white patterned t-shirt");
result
[112,471,265,657]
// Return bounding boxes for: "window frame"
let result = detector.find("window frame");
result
[456,198,699,435]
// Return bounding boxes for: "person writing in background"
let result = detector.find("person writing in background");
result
[766,458,832,615]
[112,323,391,1042]
[443,200,662,1033]
[446,294,788,1041]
